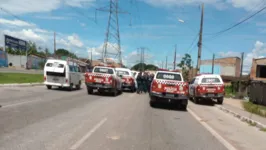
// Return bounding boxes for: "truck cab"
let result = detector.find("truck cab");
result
[85,65,122,96]
[189,74,225,104]
[149,71,189,110]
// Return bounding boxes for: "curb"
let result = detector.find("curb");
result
[0,83,44,87]
[216,105,266,130]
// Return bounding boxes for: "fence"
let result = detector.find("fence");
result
[0,51,8,67]
[249,81,266,106]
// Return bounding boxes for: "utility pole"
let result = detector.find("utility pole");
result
[54,32,56,57]
[196,3,204,74]
[165,56,168,70]
[212,54,215,74]
[97,0,129,65]
[173,44,177,70]
[238,52,244,93]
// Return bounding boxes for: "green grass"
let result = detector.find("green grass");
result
[0,73,43,84]
[225,85,236,97]
[243,101,266,118]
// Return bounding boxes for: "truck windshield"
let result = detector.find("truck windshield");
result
[117,70,130,76]
[94,67,114,74]
[201,78,221,83]
[156,72,182,81]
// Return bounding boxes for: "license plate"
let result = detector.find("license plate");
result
[53,77,59,81]
[95,78,103,83]
[165,94,175,97]
[208,94,215,97]
[95,84,102,87]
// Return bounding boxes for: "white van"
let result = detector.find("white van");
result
[44,59,82,90]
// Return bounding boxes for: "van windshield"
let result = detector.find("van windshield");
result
[46,62,64,68]
[201,78,221,83]
[94,67,114,74]
[156,72,182,81]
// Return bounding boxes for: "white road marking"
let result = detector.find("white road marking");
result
[187,108,238,150]
[70,118,107,150]
[2,99,42,108]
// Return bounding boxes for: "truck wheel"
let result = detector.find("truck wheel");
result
[76,84,81,90]
[180,104,187,111]
[46,85,52,90]
[68,84,73,91]
[217,97,224,105]
[87,87,93,94]
[112,89,118,96]
[194,97,200,104]
[149,100,155,107]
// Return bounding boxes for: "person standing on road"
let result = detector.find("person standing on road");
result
[147,73,153,93]
[136,72,143,94]
[143,72,149,93]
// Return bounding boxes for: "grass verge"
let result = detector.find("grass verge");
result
[0,73,43,84]
[242,101,266,118]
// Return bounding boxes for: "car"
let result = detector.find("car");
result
[85,65,122,96]
[116,68,136,92]
[44,59,82,91]
[149,70,189,110]
[189,74,225,104]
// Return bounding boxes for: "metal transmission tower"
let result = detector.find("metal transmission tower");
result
[96,0,129,65]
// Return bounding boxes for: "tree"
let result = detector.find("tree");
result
[131,63,158,71]
[145,64,158,70]
[177,53,192,81]
[55,48,77,58]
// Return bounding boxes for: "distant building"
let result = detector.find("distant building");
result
[250,57,266,81]
[200,57,241,77]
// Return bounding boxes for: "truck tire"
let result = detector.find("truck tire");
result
[194,97,200,104]
[46,85,52,90]
[87,87,93,95]
[112,89,118,97]
[149,100,155,107]
[217,97,224,105]
[180,104,187,111]
[68,84,73,91]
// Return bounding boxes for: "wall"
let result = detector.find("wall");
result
[250,58,266,81]
[0,51,8,67]
[7,54,27,68]
[27,55,46,69]
[200,57,240,77]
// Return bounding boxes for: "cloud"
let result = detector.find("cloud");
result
[64,0,95,7]
[34,16,70,20]
[0,18,35,27]
[0,0,95,14]
[218,51,241,57]
[80,23,86,27]
[221,41,266,74]
[2,29,46,42]
[67,34,84,48]
[227,0,262,11]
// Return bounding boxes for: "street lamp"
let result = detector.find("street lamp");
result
[178,19,185,23]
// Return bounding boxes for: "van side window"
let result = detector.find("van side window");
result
[69,65,74,72]
[58,64,64,68]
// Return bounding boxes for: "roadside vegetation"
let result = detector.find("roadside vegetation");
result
[0,73,43,84]
[225,85,236,98]
[243,101,266,118]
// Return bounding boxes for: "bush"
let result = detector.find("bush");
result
[243,101,266,118]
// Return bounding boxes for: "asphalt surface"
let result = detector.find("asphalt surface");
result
[0,86,264,150]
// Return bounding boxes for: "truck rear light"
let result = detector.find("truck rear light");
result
[44,76,46,81]
[89,76,92,80]
[65,79,68,83]
[151,81,158,91]
[158,84,162,89]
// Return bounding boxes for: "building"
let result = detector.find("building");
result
[250,58,266,81]
[200,57,241,77]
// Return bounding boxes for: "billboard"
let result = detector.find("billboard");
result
[4,35,27,51]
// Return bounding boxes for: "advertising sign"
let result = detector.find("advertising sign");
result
[4,35,27,51]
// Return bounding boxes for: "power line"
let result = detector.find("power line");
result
[206,2,266,39]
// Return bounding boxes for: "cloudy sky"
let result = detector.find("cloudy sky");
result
[0,0,266,72]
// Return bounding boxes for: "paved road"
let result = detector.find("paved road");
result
[0,86,265,150]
